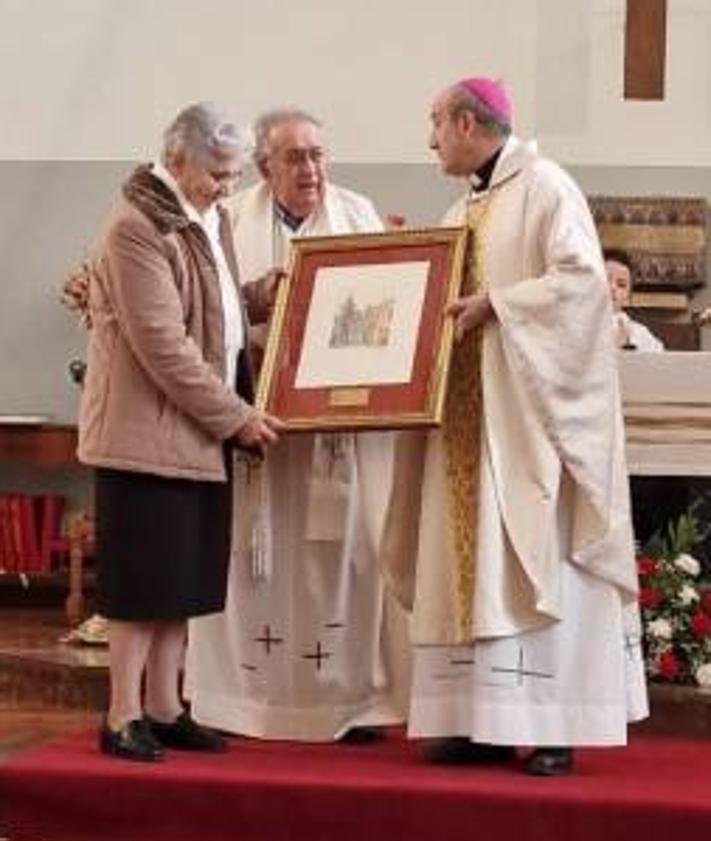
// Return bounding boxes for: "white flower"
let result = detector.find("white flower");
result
[679,584,700,606]
[647,618,673,640]
[695,663,711,688]
[674,553,701,577]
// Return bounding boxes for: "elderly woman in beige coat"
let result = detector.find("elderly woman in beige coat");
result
[79,103,282,762]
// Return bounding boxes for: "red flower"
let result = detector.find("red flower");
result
[637,556,659,577]
[657,650,680,680]
[639,587,663,609]
[691,611,711,638]
[701,591,711,614]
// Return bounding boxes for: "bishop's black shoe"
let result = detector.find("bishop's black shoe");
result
[525,747,574,776]
[425,737,516,765]
[99,718,164,762]
[340,726,385,745]
[147,712,227,753]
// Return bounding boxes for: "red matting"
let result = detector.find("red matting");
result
[2,730,711,840]
[269,242,454,426]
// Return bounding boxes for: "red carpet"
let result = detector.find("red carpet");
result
[2,730,711,841]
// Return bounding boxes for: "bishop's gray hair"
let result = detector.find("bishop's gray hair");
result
[447,86,511,138]
[252,107,323,167]
[161,102,253,164]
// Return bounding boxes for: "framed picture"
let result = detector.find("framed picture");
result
[256,226,468,431]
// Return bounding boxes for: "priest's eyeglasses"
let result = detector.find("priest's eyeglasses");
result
[280,147,326,168]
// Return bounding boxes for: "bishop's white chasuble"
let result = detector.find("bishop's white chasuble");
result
[380,138,648,746]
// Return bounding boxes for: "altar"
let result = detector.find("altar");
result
[620,352,711,476]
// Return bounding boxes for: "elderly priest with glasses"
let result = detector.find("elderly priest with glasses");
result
[186,107,409,743]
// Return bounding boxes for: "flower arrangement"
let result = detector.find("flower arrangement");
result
[60,261,93,329]
[60,261,94,387]
[638,510,711,687]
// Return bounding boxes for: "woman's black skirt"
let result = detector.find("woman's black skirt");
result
[94,466,231,621]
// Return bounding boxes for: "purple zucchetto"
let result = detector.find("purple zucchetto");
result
[457,77,512,126]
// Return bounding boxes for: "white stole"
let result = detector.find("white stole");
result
[229,183,383,570]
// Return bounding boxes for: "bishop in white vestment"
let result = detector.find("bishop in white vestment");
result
[379,78,648,775]
[186,109,408,741]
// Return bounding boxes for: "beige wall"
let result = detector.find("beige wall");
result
[2,0,710,165]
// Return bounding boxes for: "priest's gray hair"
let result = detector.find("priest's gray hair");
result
[162,102,253,164]
[448,86,511,138]
[253,107,323,167]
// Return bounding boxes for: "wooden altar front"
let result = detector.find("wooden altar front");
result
[620,352,711,476]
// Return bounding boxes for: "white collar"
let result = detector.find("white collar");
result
[468,172,484,192]
[151,161,218,229]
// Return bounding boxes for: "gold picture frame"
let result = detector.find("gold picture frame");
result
[256,226,468,431]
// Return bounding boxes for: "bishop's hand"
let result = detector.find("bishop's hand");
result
[446,292,495,341]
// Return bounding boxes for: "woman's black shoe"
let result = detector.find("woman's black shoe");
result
[525,747,574,776]
[147,712,227,752]
[99,718,164,762]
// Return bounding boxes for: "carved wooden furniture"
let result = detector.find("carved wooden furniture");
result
[0,423,77,468]
[0,423,89,624]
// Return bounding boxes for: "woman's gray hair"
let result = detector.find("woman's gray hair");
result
[161,102,253,164]
[253,107,323,166]
[447,86,511,138]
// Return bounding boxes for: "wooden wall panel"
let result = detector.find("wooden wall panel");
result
[624,0,667,100]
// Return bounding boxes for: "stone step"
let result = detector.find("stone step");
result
[640,684,711,739]
[0,609,107,712]
[0,645,108,711]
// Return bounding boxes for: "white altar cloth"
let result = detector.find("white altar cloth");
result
[620,352,711,476]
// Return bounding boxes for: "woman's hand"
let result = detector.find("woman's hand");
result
[234,411,286,454]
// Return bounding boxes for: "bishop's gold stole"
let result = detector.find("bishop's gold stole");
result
[442,196,494,643]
